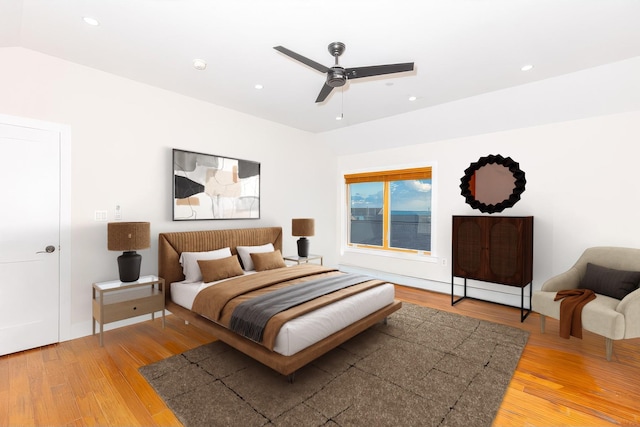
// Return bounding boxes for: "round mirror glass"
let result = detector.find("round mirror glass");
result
[459,154,526,214]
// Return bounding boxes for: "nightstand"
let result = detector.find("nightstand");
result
[92,275,165,346]
[283,254,323,265]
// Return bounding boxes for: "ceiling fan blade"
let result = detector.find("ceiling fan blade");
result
[273,46,329,73]
[315,83,334,103]
[346,62,414,79]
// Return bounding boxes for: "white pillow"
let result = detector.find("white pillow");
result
[236,243,275,271]
[179,247,232,282]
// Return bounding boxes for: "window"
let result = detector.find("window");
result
[345,167,432,253]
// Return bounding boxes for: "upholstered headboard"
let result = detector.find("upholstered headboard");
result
[158,227,283,299]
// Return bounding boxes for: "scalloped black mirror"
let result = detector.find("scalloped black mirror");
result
[460,154,526,214]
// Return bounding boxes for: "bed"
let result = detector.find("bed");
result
[158,226,402,377]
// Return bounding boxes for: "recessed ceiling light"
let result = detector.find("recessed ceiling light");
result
[408,96,417,101]
[82,16,100,26]
[192,59,207,71]
[336,114,343,121]
[521,64,534,72]
[254,84,264,90]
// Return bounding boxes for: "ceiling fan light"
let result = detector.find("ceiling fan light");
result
[327,68,346,88]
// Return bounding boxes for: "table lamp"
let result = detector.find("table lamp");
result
[292,218,315,258]
[108,222,150,282]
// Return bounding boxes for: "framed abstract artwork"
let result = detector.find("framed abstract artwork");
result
[173,149,260,220]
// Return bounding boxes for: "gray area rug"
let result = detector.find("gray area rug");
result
[140,303,528,427]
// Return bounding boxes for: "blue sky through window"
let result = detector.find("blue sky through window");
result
[351,180,431,212]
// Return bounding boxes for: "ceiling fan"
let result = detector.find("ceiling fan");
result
[274,42,415,103]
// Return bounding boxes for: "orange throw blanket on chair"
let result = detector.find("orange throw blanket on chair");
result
[554,289,596,339]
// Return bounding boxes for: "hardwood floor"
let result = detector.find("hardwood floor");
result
[396,286,640,427]
[1,286,639,426]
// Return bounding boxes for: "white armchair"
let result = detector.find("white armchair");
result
[532,247,640,361]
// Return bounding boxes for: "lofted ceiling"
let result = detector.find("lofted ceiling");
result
[2,0,640,133]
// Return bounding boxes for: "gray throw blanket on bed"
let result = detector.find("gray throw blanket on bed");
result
[229,273,373,343]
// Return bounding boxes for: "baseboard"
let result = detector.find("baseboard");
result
[338,264,530,309]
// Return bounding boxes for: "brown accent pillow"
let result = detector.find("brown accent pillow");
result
[579,262,640,300]
[197,255,244,283]
[251,250,286,272]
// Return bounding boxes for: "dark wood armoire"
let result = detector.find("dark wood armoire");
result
[451,215,533,321]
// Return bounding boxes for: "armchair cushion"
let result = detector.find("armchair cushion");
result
[579,263,640,300]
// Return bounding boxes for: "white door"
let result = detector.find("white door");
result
[0,122,61,355]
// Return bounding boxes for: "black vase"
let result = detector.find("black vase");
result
[117,251,142,282]
[297,237,310,258]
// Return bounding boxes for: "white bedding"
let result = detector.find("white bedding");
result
[171,275,395,356]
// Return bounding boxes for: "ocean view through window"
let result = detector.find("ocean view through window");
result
[345,167,432,253]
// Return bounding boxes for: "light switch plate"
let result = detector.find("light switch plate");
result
[94,210,108,221]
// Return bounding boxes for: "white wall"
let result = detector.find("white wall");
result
[331,106,640,306]
[0,47,336,339]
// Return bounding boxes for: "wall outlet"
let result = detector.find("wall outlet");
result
[441,258,447,266]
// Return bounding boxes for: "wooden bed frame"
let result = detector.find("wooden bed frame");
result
[158,226,402,377]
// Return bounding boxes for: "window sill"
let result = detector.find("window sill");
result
[343,245,438,263]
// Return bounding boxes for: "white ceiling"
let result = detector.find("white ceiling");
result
[2,0,640,133]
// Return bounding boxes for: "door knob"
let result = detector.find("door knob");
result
[37,245,56,254]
